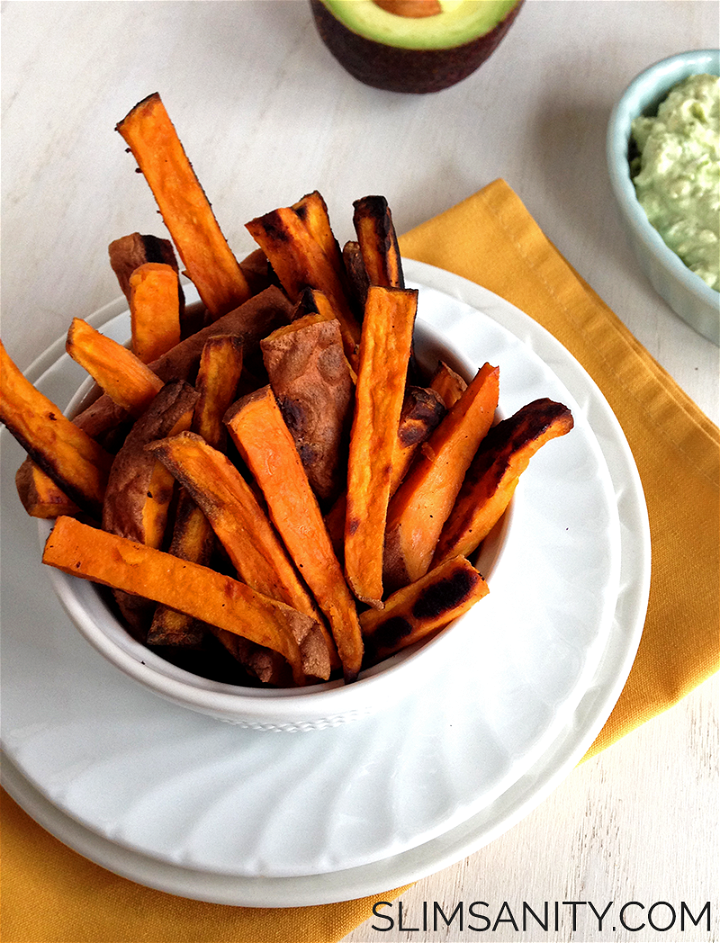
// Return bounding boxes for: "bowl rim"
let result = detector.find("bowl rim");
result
[606,48,720,308]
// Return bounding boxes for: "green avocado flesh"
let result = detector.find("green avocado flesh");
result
[321,0,520,50]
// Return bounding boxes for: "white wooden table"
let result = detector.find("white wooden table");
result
[2,3,717,941]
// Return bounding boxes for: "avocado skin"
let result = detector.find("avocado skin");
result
[310,0,523,94]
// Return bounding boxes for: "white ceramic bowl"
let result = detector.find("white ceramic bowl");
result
[607,49,720,345]
[42,320,512,732]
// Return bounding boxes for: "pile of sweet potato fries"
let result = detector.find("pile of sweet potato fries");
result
[0,93,574,687]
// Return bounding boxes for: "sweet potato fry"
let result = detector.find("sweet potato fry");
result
[148,432,334,679]
[116,93,251,320]
[342,240,370,315]
[261,314,355,505]
[344,287,418,607]
[389,385,447,489]
[0,339,112,518]
[102,380,199,547]
[102,380,199,636]
[109,232,181,299]
[360,555,489,665]
[352,195,405,289]
[66,318,164,416]
[193,334,244,449]
[148,433,323,621]
[225,385,364,682]
[383,362,500,590]
[108,231,193,334]
[246,196,361,365]
[42,515,309,686]
[145,492,215,648]
[209,619,330,685]
[324,384,446,557]
[292,191,346,282]
[147,335,243,647]
[289,287,339,324]
[128,262,182,363]
[70,286,293,444]
[15,459,81,519]
[430,360,467,409]
[433,399,574,566]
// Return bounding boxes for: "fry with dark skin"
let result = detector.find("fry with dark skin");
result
[261,313,355,505]
[433,398,574,566]
[246,196,361,366]
[352,195,405,289]
[102,380,199,637]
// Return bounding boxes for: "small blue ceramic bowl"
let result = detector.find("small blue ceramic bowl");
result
[607,49,720,345]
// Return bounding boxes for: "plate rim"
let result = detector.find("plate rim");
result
[1,260,650,905]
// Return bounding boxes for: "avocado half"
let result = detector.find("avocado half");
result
[310,0,524,94]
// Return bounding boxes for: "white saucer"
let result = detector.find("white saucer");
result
[0,260,650,905]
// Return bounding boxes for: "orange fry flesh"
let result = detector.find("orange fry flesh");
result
[0,339,112,517]
[149,432,326,626]
[116,93,251,320]
[66,318,164,416]
[225,385,364,682]
[193,334,244,448]
[430,360,467,409]
[383,362,500,589]
[344,286,417,607]
[42,516,308,686]
[128,262,182,363]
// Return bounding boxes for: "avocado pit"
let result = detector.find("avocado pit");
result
[373,0,443,18]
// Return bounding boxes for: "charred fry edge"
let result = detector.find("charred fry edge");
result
[361,555,489,664]
[352,195,405,289]
[433,399,574,565]
[246,198,361,365]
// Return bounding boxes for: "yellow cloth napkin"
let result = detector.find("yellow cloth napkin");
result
[2,180,718,942]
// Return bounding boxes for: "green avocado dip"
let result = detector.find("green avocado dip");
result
[631,73,720,291]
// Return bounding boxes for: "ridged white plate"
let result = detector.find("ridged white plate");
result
[0,261,648,902]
